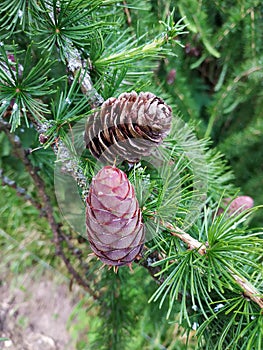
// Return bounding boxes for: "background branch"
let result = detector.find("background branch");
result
[0,119,99,300]
[0,169,42,211]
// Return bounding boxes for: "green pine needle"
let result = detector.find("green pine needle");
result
[0,45,57,131]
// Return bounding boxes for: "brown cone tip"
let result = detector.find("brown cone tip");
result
[86,166,145,266]
[85,91,172,163]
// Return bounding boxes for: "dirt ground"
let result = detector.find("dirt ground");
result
[0,267,85,350]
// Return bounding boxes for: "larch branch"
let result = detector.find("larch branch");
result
[165,221,263,309]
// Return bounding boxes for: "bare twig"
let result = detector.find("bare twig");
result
[162,221,207,255]
[64,41,104,108]
[232,273,263,310]
[122,1,132,26]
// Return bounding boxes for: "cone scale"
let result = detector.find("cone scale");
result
[86,166,145,266]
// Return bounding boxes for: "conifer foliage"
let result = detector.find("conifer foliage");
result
[0,1,262,349]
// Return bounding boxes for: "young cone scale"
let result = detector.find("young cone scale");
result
[86,166,145,266]
[85,91,172,163]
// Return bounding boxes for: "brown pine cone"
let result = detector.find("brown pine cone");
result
[84,91,172,163]
[86,165,145,266]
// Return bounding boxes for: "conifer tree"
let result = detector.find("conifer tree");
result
[0,1,262,349]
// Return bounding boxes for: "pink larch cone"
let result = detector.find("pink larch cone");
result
[86,166,145,266]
